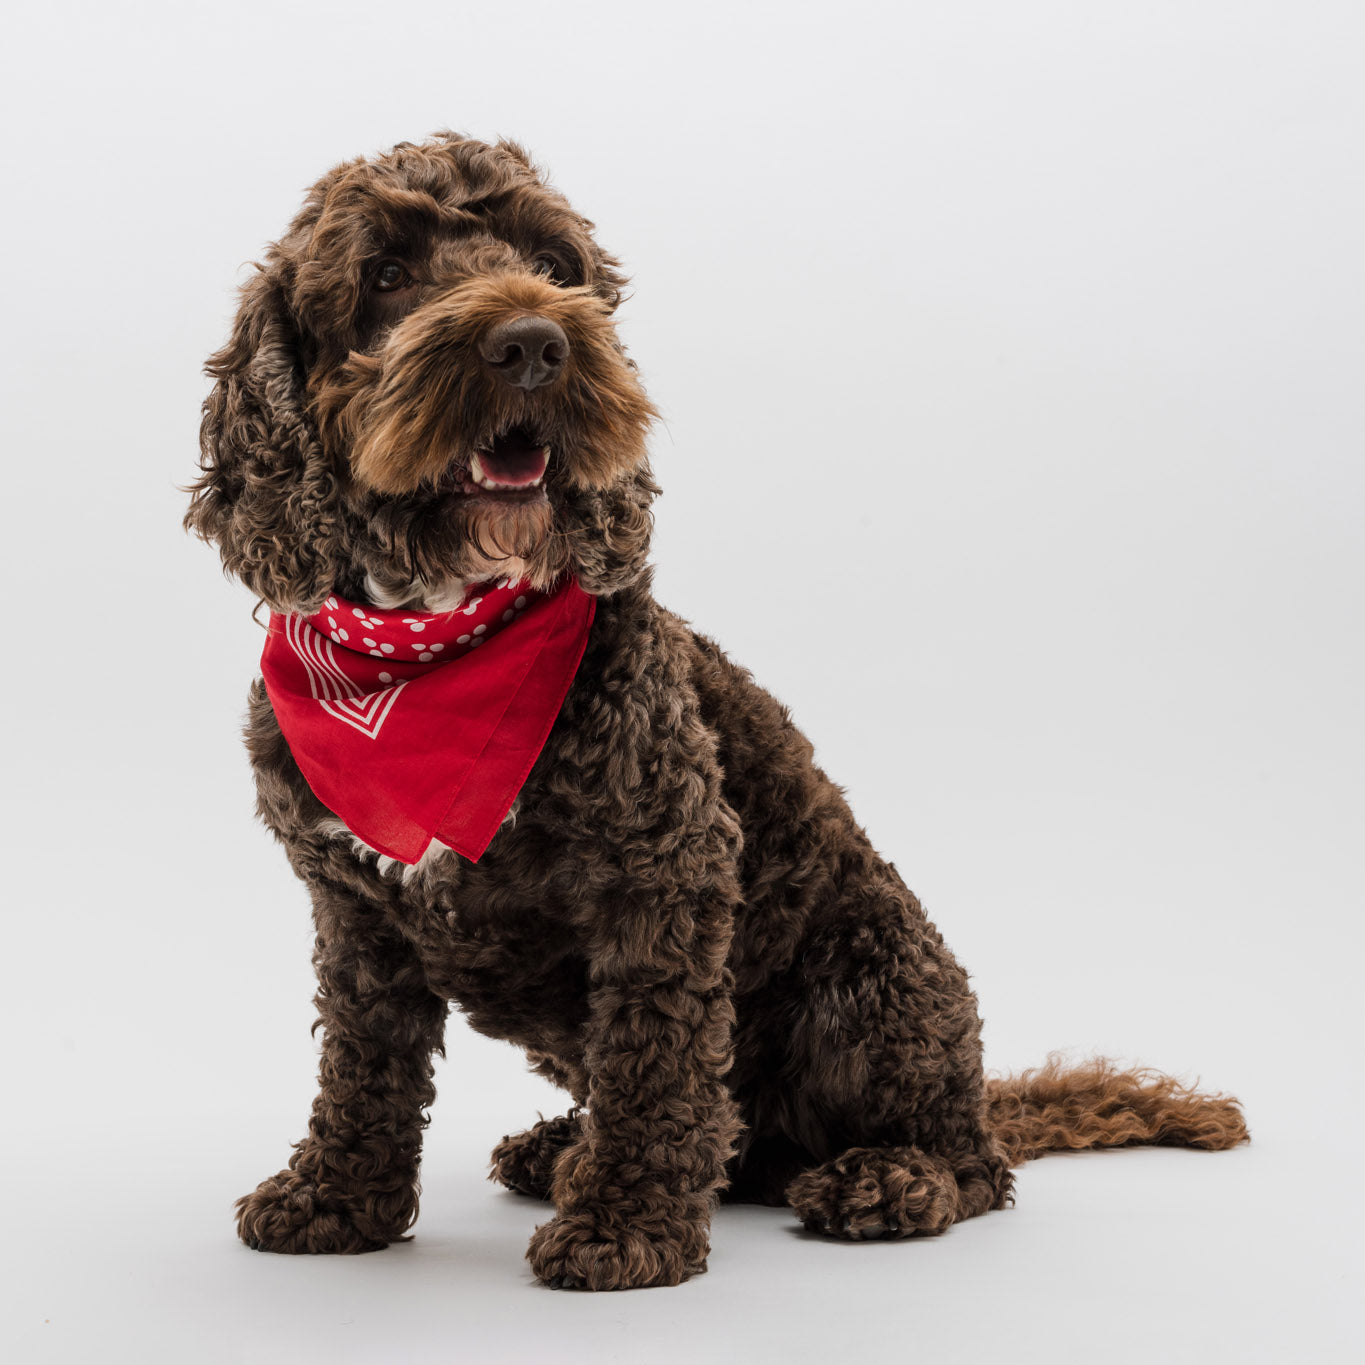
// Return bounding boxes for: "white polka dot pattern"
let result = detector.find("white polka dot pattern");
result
[294,578,542,711]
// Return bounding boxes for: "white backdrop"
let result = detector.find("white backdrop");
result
[2,2,1361,1362]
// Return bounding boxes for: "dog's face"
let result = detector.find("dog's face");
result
[186,133,659,613]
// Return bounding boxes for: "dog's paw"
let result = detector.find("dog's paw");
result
[235,1169,402,1254]
[786,1147,959,1240]
[489,1111,583,1200]
[526,1210,707,1291]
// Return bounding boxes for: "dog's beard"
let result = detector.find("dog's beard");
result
[350,469,570,607]
[460,493,556,578]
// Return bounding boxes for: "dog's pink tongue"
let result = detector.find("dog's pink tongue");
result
[479,435,549,485]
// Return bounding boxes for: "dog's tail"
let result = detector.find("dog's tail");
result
[985,1055,1249,1166]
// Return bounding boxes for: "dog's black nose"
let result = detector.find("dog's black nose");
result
[480,315,569,391]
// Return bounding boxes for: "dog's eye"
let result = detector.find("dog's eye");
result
[373,260,412,292]
[531,254,564,284]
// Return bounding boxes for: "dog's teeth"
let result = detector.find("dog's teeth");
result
[467,448,546,491]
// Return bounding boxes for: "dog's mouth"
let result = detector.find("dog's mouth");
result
[454,426,551,501]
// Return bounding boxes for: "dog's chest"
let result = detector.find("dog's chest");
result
[323,801,596,1038]
[411,862,593,1048]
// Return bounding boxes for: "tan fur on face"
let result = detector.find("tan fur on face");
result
[314,271,656,498]
[461,497,556,575]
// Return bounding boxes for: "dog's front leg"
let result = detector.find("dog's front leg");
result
[527,816,744,1290]
[236,877,447,1254]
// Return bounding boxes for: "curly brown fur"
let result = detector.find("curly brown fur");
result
[189,132,1247,1291]
[986,1055,1249,1165]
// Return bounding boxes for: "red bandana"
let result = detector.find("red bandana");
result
[260,577,595,865]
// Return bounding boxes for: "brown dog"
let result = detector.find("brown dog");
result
[186,132,1247,1290]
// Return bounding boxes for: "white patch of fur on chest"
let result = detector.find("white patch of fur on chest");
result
[317,801,520,884]
[362,568,532,614]
[315,818,455,882]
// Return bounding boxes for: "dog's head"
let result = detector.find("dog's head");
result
[186,132,659,613]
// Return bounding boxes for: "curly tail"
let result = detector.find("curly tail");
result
[986,1056,1249,1166]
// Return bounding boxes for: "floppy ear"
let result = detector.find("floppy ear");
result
[184,267,342,613]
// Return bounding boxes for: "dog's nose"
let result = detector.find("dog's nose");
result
[479,315,569,391]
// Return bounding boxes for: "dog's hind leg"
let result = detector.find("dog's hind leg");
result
[489,1110,583,1199]
[775,864,1012,1240]
[235,879,448,1254]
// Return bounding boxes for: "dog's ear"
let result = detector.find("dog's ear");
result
[561,460,660,596]
[184,265,342,614]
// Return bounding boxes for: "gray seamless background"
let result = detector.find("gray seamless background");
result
[2,2,1360,1361]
